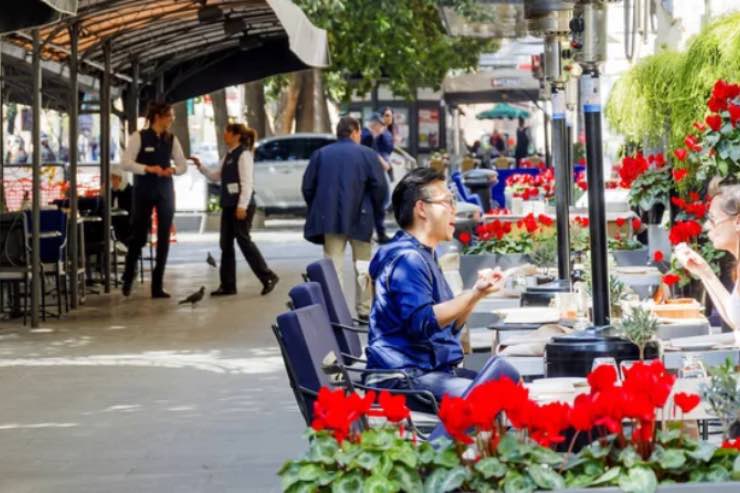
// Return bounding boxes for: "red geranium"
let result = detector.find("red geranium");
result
[653,250,664,263]
[538,214,554,227]
[615,217,626,228]
[673,168,688,182]
[706,113,723,132]
[574,216,589,228]
[458,231,471,246]
[618,152,649,187]
[669,220,703,245]
[673,148,688,162]
[684,135,702,153]
[722,438,740,450]
[662,274,681,286]
[673,392,701,414]
[729,105,740,127]
[631,217,642,231]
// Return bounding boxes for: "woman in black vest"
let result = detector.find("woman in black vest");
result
[191,123,278,296]
[121,101,188,298]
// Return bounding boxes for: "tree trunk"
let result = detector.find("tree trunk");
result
[274,72,303,135]
[210,89,229,158]
[171,101,190,156]
[243,80,272,139]
[295,69,331,133]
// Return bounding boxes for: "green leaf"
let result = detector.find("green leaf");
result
[706,464,731,482]
[389,441,418,469]
[687,441,718,463]
[417,442,436,465]
[362,428,395,451]
[617,467,658,493]
[354,451,381,471]
[503,470,536,493]
[332,472,364,493]
[658,449,686,470]
[308,435,340,464]
[592,466,621,486]
[363,474,398,493]
[279,462,304,491]
[582,441,611,460]
[423,466,469,493]
[287,481,319,493]
[298,463,325,483]
[389,464,423,493]
[528,464,566,490]
[618,446,642,469]
[468,477,496,493]
[474,457,508,479]
[433,448,460,469]
[657,428,682,444]
[497,433,524,462]
[529,446,563,466]
[732,455,740,481]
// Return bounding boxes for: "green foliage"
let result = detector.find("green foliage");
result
[617,305,659,360]
[530,234,557,268]
[702,358,740,437]
[628,167,673,210]
[294,0,497,101]
[605,12,740,151]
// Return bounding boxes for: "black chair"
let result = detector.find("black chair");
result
[27,209,69,317]
[288,281,367,366]
[274,304,440,437]
[0,212,36,324]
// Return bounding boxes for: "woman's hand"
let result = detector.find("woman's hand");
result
[674,243,714,279]
[188,155,202,169]
[235,207,247,220]
[473,267,505,297]
[145,165,163,176]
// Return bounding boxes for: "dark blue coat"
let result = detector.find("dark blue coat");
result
[302,138,386,244]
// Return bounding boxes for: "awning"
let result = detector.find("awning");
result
[2,0,329,108]
[0,0,78,35]
[476,102,530,120]
[442,68,541,106]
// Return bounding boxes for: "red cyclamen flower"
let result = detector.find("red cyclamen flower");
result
[673,392,701,414]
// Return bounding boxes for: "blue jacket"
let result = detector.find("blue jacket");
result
[365,231,463,371]
[302,138,386,244]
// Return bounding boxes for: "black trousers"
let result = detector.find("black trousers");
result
[123,186,174,293]
[220,200,273,290]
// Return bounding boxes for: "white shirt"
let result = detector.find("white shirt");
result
[121,131,188,177]
[730,283,740,331]
[198,145,254,210]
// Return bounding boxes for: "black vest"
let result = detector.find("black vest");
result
[220,145,246,208]
[134,129,174,194]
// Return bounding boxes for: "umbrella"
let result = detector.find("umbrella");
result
[0,1,78,35]
[476,103,530,120]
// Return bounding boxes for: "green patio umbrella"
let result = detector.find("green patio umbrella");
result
[476,103,530,120]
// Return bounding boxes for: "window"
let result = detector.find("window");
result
[254,137,334,162]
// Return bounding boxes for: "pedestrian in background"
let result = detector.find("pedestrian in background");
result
[302,116,386,320]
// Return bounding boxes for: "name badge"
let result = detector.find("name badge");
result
[227,183,239,195]
[144,146,155,152]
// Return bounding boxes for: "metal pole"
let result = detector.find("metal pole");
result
[566,114,573,206]
[101,41,112,293]
[156,74,165,100]
[452,107,460,157]
[543,109,551,167]
[31,30,42,328]
[581,66,609,326]
[128,57,139,132]
[551,84,571,281]
[0,36,5,213]
[69,23,80,308]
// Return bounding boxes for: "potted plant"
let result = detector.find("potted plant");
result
[617,305,659,360]
[626,154,672,224]
[609,216,649,266]
[280,362,740,492]
[459,213,554,288]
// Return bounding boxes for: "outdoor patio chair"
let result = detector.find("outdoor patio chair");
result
[273,304,440,437]
[450,171,483,211]
[27,209,69,317]
[305,258,368,332]
[288,281,365,365]
[0,212,45,324]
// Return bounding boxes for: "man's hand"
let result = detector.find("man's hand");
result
[161,167,176,177]
[235,207,247,220]
[144,165,162,175]
[473,267,505,297]
[189,155,202,169]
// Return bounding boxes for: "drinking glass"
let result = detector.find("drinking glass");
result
[679,354,707,379]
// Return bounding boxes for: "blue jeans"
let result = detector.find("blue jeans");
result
[410,356,520,401]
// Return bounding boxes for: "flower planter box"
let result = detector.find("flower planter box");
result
[542,482,740,493]
[611,246,649,266]
[460,253,530,288]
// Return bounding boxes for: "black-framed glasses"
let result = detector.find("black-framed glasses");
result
[705,214,733,228]
[422,196,457,210]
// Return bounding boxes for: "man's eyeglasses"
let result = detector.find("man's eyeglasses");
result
[422,196,457,210]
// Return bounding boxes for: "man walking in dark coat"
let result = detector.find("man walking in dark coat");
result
[302,116,386,319]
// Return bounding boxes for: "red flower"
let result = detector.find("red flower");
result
[673,148,687,162]
[439,395,473,444]
[706,113,723,132]
[669,220,703,245]
[466,380,505,431]
[618,153,649,187]
[729,104,740,127]
[684,135,702,152]
[538,214,554,227]
[522,213,539,234]
[662,274,680,286]
[689,192,701,202]
[671,196,686,209]
[376,390,410,423]
[588,364,618,393]
[653,153,666,168]
[631,217,642,231]
[312,388,374,443]
[673,168,688,182]
[576,216,589,228]
[615,217,626,228]
[693,121,707,132]
[569,394,595,432]
[614,232,622,241]
[653,250,664,263]
[722,438,740,450]
[673,392,701,414]
[458,231,471,246]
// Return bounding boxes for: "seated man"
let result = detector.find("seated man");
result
[366,168,519,400]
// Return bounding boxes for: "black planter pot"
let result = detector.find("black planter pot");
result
[641,202,666,225]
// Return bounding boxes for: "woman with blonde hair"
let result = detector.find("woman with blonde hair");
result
[191,123,278,297]
[674,177,740,331]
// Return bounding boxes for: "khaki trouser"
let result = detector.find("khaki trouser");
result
[323,234,372,317]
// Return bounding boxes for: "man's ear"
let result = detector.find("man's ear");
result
[415,200,427,222]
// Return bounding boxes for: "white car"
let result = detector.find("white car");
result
[252,133,417,216]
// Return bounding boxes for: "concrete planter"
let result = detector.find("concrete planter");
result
[546,483,740,493]
[611,246,649,266]
[459,253,530,288]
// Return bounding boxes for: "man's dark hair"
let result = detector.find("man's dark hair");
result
[392,168,446,229]
[336,116,360,139]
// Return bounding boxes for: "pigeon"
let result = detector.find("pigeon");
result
[179,286,205,307]
[206,252,217,268]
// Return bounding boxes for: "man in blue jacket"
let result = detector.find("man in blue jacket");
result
[366,168,519,400]
[302,116,386,319]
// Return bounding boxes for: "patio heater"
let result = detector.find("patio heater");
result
[523,0,573,284]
